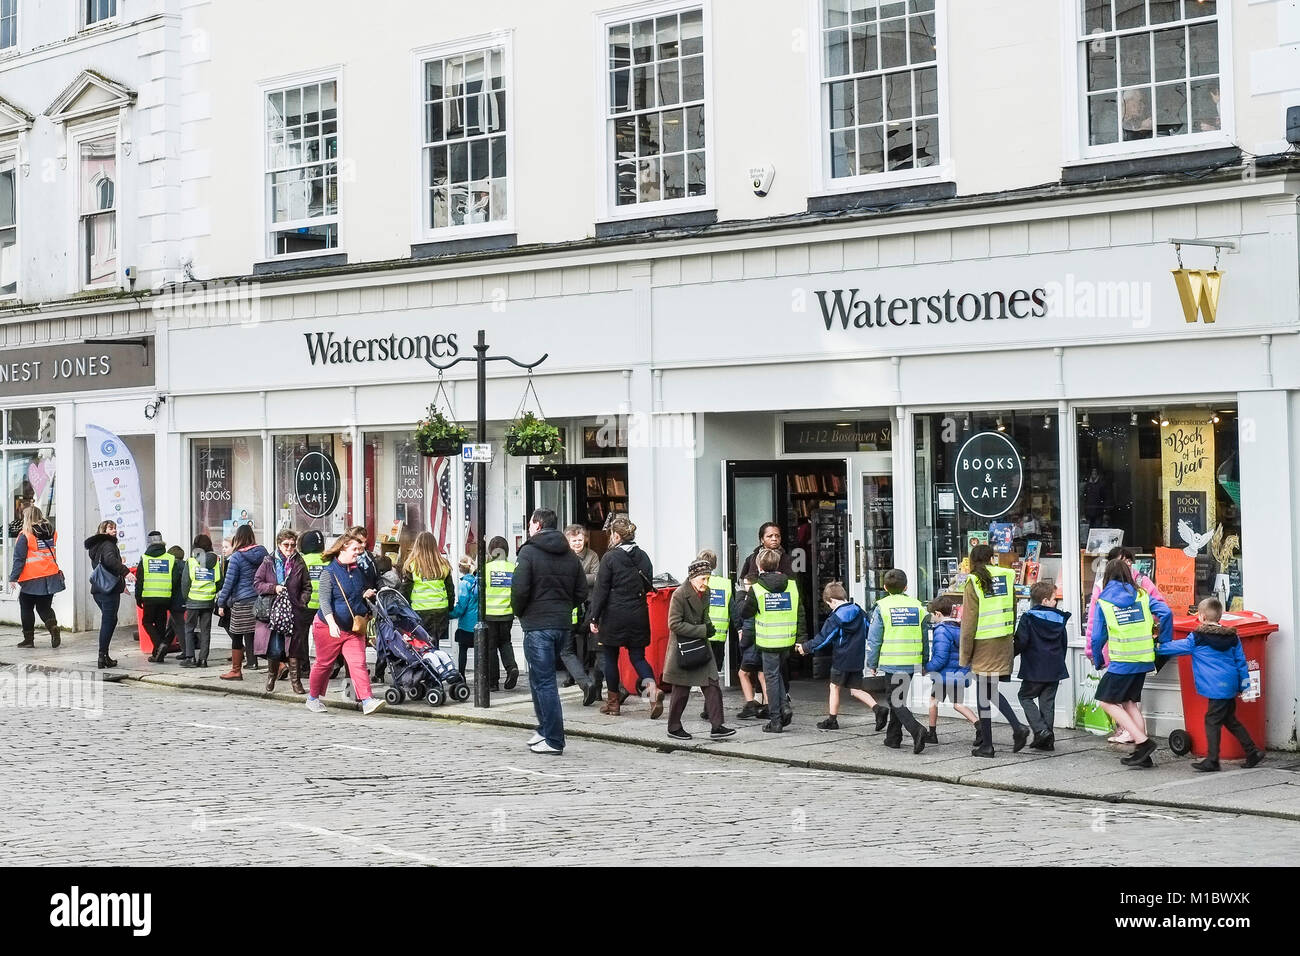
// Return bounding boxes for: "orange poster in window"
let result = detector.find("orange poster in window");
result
[1155,547,1196,617]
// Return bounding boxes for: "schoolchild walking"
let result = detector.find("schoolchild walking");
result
[924,594,976,743]
[738,548,804,733]
[795,581,888,731]
[449,555,479,677]
[961,545,1030,757]
[483,536,520,690]
[864,569,927,754]
[1157,597,1264,772]
[179,537,221,668]
[402,531,455,649]
[136,531,181,663]
[1013,580,1071,750]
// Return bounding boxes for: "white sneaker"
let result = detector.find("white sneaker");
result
[527,731,544,746]
[1109,729,1133,744]
[530,739,562,755]
[305,697,327,714]
[361,697,385,716]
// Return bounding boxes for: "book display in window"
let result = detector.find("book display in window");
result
[861,475,894,608]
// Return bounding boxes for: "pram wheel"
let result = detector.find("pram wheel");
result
[426,686,445,707]
[451,682,471,702]
[384,687,403,705]
[1168,728,1192,756]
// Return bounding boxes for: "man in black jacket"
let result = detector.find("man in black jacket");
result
[511,509,587,755]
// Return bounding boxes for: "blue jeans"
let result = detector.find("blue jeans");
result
[524,629,568,750]
[94,591,121,654]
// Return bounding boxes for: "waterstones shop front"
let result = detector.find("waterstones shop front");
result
[157,190,1299,747]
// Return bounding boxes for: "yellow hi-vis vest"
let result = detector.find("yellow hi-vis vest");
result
[186,556,221,603]
[411,570,450,612]
[1099,590,1156,665]
[973,566,1017,640]
[484,559,515,617]
[140,553,176,600]
[752,580,798,649]
[875,593,925,667]
[303,553,327,610]
[706,575,731,641]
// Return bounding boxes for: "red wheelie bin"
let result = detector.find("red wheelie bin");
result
[619,585,676,693]
[1166,610,1276,759]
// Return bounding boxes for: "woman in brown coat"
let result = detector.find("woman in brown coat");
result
[663,559,736,741]
[958,544,1029,756]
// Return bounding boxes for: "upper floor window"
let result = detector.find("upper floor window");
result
[0,160,15,297]
[420,40,510,233]
[821,0,939,182]
[85,0,117,27]
[78,134,117,288]
[1,0,17,50]
[264,77,338,257]
[1080,0,1220,149]
[602,4,708,213]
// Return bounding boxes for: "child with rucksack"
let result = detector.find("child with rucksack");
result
[1013,580,1071,750]
[1157,597,1264,772]
[796,581,889,732]
[924,594,977,744]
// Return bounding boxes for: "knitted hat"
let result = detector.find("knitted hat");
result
[147,530,164,546]
[687,559,712,579]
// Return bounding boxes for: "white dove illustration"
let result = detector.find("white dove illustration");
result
[1178,519,1213,557]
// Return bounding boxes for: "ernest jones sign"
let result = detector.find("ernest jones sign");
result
[0,340,154,397]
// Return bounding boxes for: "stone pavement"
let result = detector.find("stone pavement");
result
[4,625,1299,823]
[4,674,1298,866]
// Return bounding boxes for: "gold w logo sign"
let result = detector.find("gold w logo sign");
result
[1172,269,1222,324]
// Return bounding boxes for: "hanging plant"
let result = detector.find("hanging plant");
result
[414,404,469,457]
[505,411,563,457]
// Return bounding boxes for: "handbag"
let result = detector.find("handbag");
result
[676,635,712,670]
[1075,663,1114,736]
[330,571,371,636]
[268,591,295,634]
[90,562,118,596]
[252,594,273,623]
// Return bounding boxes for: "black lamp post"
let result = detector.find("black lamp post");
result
[427,329,546,708]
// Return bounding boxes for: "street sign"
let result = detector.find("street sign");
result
[462,443,494,462]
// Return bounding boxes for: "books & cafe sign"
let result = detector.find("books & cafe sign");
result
[954,432,1023,519]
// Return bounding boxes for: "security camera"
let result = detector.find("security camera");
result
[749,164,775,198]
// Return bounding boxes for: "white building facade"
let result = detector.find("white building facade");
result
[3,0,1300,747]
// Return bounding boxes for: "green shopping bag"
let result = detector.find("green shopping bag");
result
[1075,663,1114,735]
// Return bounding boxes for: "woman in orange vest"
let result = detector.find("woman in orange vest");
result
[9,506,65,648]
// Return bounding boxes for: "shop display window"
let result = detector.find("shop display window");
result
[1076,405,1241,621]
[191,436,264,546]
[273,433,350,538]
[914,410,1062,605]
[364,431,468,567]
[2,407,56,587]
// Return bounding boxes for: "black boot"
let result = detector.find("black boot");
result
[873,704,890,732]
[925,725,938,744]
[42,616,61,649]
[972,718,995,757]
[16,630,35,648]
[98,651,117,669]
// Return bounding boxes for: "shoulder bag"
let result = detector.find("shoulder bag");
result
[330,571,371,637]
[252,593,273,623]
[90,562,118,596]
[676,634,712,670]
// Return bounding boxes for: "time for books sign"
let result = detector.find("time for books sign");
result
[954,432,1023,519]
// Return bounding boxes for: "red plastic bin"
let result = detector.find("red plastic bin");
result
[619,586,676,693]
[1169,611,1276,759]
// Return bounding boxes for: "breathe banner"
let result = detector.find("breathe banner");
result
[85,424,147,560]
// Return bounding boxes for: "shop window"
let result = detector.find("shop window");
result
[191,437,264,546]
[914,410,1062,605]
[273,433,350,537]
[2,408,56,591]
[1076,405,1241,621]
[264,76,339,257]
[363,431,467,567]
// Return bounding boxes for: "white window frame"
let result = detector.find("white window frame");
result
[593,0,716,223]
[0,142,18,300]
[257,66,344,264]
[1061,0,1235,165]
[411,31,515,244]
[807,0,953,197]
[0,0,19,53]
[69,116,120,292]
[81,0,118,31]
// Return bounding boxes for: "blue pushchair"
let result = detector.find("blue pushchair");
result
[370,588,470,707]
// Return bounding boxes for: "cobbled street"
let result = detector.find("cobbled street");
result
[3,677,1297,866]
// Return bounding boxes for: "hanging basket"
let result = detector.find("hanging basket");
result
[504,411,563,457]
[414,404,469,457]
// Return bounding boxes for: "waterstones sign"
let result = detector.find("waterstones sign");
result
[814,287,1048,330]
[304,331,460,365]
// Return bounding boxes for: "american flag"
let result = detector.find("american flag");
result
[426,455,452,553]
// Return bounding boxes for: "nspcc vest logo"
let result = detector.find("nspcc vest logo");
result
[889,606,921,627]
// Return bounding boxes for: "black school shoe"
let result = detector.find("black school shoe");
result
[911,727,927,754]
[780,710,793,727]
[1012,727,1030,753]
[873,704,890,732]
[971,746,996,758]
[710,726,736,739]
[1121,738,1158,766]
[1030,732,1055,751]
[924,726,938,744]
[1192,758,1220,772]
[503,668,519,690]
[1244,750,1265,769]
[762,719,783,734]
[816,715,839,730]
[737,700,761,720]
[667,727,692,741]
